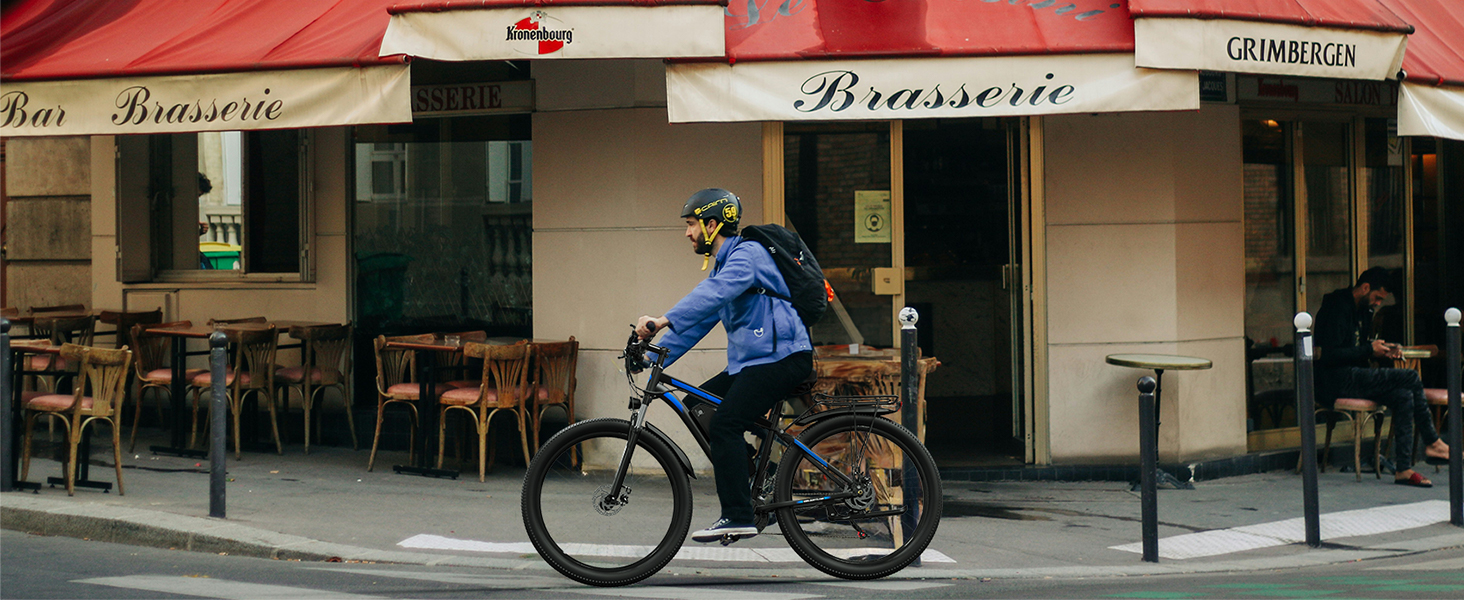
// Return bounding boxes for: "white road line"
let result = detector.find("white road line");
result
[1110,500,1451,560]
[563,586,822,600]
[1367,556,1464,571]
[75,575,383,599]
[307,566,568,588]
[399,533,956,563]
[815,580,953,591]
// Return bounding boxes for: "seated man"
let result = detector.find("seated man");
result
[1315,267,1450,487]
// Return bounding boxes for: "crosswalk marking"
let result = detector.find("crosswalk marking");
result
[563,586,822,600]
[76,575,383,599]
[399,533,956,563]
[308,566,568,588]
[1110,500,1450,560]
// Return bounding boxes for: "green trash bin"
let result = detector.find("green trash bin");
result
[357,252,413,320]
[199,242,241,270]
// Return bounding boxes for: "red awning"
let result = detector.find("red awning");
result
[1128,0,1412,80]
[1382,0,1464,140]
[380,0,726,60]
[0,0,412,136]
[1128,0,1413,34]
[2,0,405,82]
[668,1,1198,123]
[725,0,1137,63]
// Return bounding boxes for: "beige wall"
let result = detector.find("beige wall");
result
[90,129,351,353]
[1043,105,1247,463]
[533,60,764,468]
[4,136,92,310]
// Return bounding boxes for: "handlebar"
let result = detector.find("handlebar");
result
[622,324,661,374]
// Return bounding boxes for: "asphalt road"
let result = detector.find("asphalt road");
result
[3,529,1462,599]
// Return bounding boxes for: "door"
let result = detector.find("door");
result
[901,119,1024,467]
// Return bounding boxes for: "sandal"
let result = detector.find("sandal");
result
[1423,455,1450,466]
[1394,472,1433,488]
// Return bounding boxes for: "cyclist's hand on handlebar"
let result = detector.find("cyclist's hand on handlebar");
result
[635,315,669,340]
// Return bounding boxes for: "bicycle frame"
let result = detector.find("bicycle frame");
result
[606,339,862,516]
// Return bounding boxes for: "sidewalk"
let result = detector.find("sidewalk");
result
[4,433,1462,580]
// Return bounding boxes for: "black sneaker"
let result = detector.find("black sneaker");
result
[691,518,758,543]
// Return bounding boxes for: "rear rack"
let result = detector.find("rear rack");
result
[793,393,901,424]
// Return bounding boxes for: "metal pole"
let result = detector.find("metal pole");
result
[1138,375,1158,563]
[898,307,922,565]
[1,318,12,493]
[1294,312,1320,547]
[208,330,228,518]
[1446,308,1461,527]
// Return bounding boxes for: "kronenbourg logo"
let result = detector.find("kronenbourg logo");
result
[506,11,574,56]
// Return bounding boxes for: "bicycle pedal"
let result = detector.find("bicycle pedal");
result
[719,534,740,546]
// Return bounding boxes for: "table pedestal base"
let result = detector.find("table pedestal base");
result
[150,445,208,459]
[1131,468,1193,491]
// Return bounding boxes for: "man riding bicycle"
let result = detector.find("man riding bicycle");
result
[636,188,814,544]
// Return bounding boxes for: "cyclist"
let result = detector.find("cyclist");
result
[636,188,814,543]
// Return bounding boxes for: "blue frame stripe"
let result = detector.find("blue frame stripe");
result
[665,376,721,405]
[793,439,833,469]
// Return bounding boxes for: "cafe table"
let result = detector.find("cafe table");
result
[1105,353,1213,490]
[144,320,334,458]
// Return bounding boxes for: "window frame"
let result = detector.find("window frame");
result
[115,129,315,284]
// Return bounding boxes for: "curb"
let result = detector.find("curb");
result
[5,494,1464,580]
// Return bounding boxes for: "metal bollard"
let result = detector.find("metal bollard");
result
[1,317,12,493]
[1293,313,1321,547]
[1138,375,1158,563]
[898,307,922,565]
[1446,308,1461,527]
[208,331,228,518]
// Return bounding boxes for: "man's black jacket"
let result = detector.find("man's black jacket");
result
[1313,287,1373,404]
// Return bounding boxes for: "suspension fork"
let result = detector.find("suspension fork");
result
[605,397,651,502]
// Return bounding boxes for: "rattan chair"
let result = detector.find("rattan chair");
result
[190,326,283,458]
[27,314,97,393]
[100,309,162,349]
[438,342,533,482]
[367,334,431,471]
[277,323,356,453]
[126,321,203,451]
[20,344,133,495]
[529,338,578,456]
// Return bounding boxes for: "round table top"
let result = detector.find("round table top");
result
[1105,353,1213,370]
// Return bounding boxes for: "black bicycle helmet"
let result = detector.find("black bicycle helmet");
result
[680,188,741,230]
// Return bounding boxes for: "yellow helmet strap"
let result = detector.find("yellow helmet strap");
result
[698,219,724,271]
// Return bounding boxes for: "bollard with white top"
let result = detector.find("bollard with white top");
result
[1446,308,1461,527]
[1294,312,1320,547]
[898,307,922,565]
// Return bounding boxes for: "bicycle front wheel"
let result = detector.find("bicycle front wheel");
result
[521,418,693,587]
[774,414,942,580]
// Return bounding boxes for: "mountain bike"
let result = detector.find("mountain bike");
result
[521,327,942,587]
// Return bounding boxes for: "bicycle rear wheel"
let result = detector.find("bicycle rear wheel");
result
[521,418,693,586]
[774,414,942,579]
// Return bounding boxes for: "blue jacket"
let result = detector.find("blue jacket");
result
[657,235,812,374]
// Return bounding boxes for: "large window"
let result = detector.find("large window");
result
[116,130,309,280]
[352,115,533,336]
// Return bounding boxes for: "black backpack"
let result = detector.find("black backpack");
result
[738,224,830,328]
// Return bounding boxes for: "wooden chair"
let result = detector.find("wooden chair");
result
[367,334,432,471]
[29,304,85,314]
[20,344,133,495]
[1333,397,1393,481]
[100,309,162,349]
[438,342,533,482]
[27,314,97,393]
[529,338,578,456]
[208,316,267,326]
[190,326,283,458]
[126,321,204,451]
[277,323,356,454]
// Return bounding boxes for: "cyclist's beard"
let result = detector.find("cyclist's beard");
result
[691,231,713,256]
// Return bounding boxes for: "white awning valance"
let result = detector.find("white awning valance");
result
[1134,18,1408,81]
[380,5,724,61]
[0,65,411,137]
[666,54,1198,123]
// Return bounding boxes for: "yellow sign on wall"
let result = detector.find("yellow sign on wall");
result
[854,190,891,244]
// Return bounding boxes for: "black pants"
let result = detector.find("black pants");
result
[1333,367,1440,472]
[699,351,813,523]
